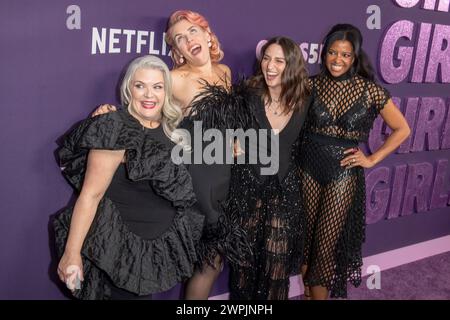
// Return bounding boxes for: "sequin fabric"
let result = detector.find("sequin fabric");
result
[228,95,307,300]
[228,148,304,300]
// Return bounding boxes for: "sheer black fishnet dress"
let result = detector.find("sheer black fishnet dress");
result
[299,73,390,298]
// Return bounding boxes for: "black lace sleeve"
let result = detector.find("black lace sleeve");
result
[367,81,391,114]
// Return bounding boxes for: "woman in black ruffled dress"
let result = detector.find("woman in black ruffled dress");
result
[54,55,204,300]
[299,24,410,299]
[92,10,251,300]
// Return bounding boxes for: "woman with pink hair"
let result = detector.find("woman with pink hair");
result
[165,10,228,110]
[93,10,250,300]
[165,10,252,300]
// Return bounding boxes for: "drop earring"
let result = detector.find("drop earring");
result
[207,39,212,48]
[179,56,184,64]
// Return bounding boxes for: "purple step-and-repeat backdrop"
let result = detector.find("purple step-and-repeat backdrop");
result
[1,0,449,299]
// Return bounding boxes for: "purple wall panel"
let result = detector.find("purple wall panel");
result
[0,0,448,299]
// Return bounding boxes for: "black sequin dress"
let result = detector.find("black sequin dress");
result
[53,109,204,300]
[225,92,309,300]
[299,73,390,298]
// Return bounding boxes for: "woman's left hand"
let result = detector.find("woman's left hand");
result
[340,147,375,169]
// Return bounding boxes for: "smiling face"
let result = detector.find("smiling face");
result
[325,40,355,78]
[170,19,211,67]
[128,67,165,126]
[261,43,286,90]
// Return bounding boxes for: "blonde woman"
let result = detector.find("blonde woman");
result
[94,10,250,300]
[54,55,204,300]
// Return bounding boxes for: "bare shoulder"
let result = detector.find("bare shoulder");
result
[171,65,191,80]
[171,68,189,90]
[217,63,232,78]
[170,68,192,109]
[215,64,232,87]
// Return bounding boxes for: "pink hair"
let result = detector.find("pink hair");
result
[165,10,224,68]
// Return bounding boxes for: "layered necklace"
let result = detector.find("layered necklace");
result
[265,97,282,116]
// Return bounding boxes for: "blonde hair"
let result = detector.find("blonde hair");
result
[165,10,224,68]
[120,55,183,142]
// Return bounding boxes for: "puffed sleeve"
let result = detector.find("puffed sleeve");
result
[367,81,391,114]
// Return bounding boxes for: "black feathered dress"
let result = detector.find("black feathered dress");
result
[188,84,309,300]
[227,93,308,300]
[179,83,255,270]
[53,108,204,300]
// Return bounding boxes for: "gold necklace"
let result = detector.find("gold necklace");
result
[264,97,282,116]
[265,100,282,116]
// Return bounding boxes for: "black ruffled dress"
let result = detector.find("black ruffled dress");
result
[53,108,204,300]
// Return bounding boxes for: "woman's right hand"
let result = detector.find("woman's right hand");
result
[57,251,84,292]
[91,104,117,117]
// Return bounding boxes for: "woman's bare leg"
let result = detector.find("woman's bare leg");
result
[184,254,222,300]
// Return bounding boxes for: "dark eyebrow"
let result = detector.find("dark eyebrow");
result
[263,53,285,61]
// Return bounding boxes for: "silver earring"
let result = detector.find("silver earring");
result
[179,56,184,64]
[208,40,212,48]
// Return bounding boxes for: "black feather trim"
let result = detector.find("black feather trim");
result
[195,201,253,270]
[186,80,258,131]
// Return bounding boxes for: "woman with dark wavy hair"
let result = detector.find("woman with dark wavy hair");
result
[224,36,311,300]
[299,24,410,299]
